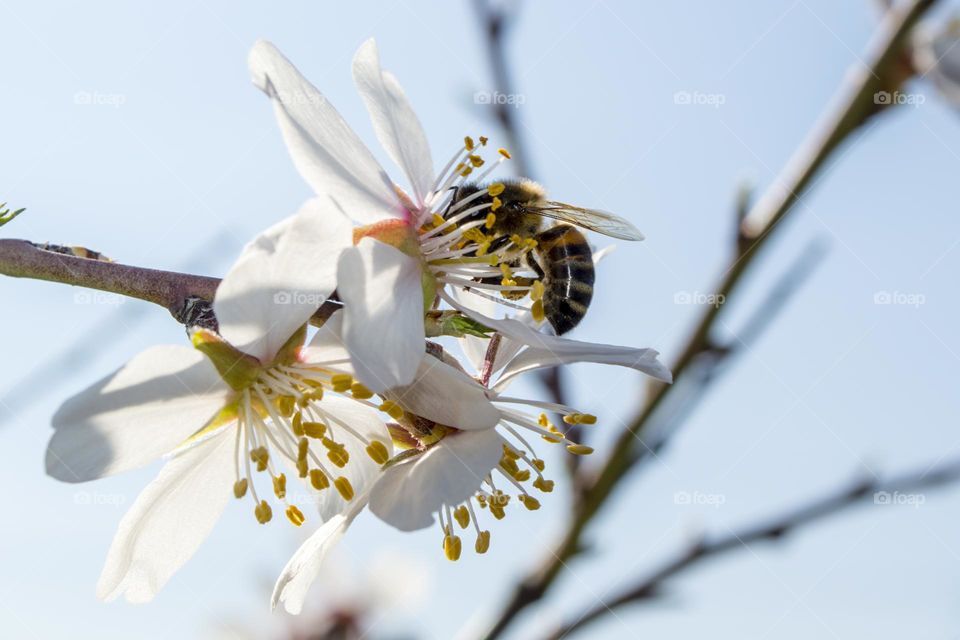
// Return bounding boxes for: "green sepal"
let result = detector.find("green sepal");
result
[424,310,494,338]
[191,328,262,391]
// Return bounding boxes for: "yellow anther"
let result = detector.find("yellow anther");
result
[514,469,531,482]
[525,238,539,249]
[303,421,327,439]
[459,166,473,177]
[533,477,555,493]
[331,374,353,393]
[292,412,304,437]
[519,495,541,511]
[485,212,497,229]
[250,447,269,472]
[479,135,489,146]
[334,476,355,501]
[498,147,511,159]
[531,300,545,323]
[276,395,296,417]
[490,504,506,520]
[285,505,305,527]
[538,413,549,427]
[500,458,520,475]
[297,437,309,460]
[509,234,525,247]
[366,440,390,465]
[476,241,491,257]
[490,196,502,212]
[469,154,485,167]
[488,254,500,266]
[233,479,248,499]
[475,530,491,554]
[454,505,470,529]
[432,213,447,228]
[254,500,272,524]
[464,135,475,151]
[531,280,545,301]
[566,444,594,456]
[541,432,564,444]
[443,534,462,561]
[502,444,521,460]
[272,473,287,499]
[310,469,330,490]
[532,458,546,472]
[487,183,506,196]
[350,382,374,400]
[379,401,405,420]
[323,438,350,468]
[296,459,308,478]
[476,494,488,508]
[579,414,598,425]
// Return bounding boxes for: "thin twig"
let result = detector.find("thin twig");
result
[477,2,937,637]
[547,456,960,639]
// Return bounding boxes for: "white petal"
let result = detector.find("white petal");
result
[337,238,425,393]
[271,497,367,614]
[368,429,504,532]
[390,355,500,431]
[47,346,230,483]
[352,39,434,205]
[308,395,391,522]
[215,198,352,363]
[249,40,403,223]
[446,294,673,386]
[301,309,351,370]
[495,344,672,392]
[97,429,234,603]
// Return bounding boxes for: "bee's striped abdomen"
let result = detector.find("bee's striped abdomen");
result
[536,224,595,335]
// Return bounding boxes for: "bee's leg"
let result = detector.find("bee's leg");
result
[524,250,545,280]
[441,186,461,218]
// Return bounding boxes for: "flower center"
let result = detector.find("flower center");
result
[415,137,547,324]
[228,363,391,527]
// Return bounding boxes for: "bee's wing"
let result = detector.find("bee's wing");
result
[532,202,645,240]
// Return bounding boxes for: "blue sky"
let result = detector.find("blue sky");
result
[2,1,960,638]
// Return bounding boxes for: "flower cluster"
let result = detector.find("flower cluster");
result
[45,38,671,613]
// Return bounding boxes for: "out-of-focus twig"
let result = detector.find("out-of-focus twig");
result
[477,1,938,637]
[547,456,960,639]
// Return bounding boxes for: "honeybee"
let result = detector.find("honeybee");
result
[444,179,643,334]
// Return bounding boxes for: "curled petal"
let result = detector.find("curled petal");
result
[47,346,230,482]
[271,498,367,614]
[352,38,434,205]
[97,430,235,603]
[369,429,504,532]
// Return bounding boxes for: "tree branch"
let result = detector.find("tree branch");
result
[0,238,219,318]
[547,456,960,639]
[477,1,938,637]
